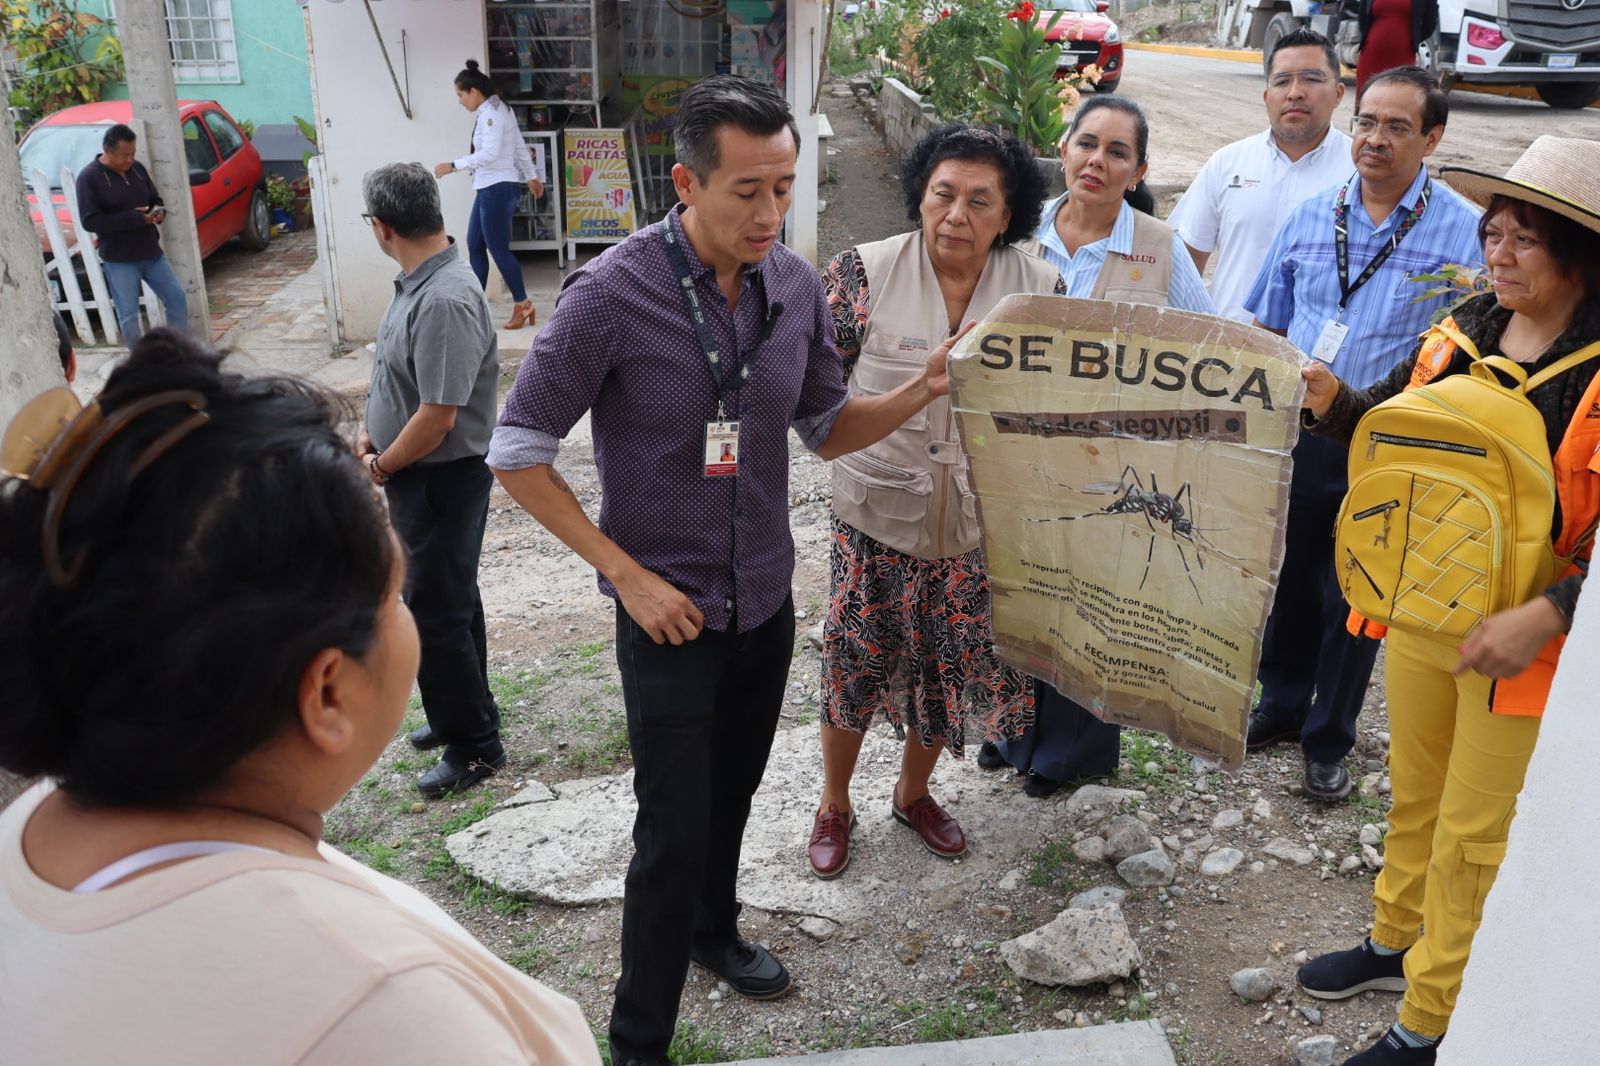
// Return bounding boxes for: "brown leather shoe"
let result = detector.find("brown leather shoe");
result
[892,793,967,858]
[808,804,855,879]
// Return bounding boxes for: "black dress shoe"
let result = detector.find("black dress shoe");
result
[976,741,1007,770]
[1022,771,1063,798]
[1302,759,1353,801]
[689,938,792,1000]
[416,752,506,798]
[1246,711,1302,752]
[407,723,443,751]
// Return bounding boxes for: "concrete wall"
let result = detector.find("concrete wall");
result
[82,0,315,129]
[1441,589,1600,1062]
[304,0,486,342]
[878,77,940,161]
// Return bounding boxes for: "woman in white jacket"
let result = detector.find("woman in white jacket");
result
[434,60,546,329]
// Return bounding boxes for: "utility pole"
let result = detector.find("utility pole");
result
[0,68,66,428]
[118,0,209,338]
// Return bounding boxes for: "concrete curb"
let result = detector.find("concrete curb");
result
[722,1021,1177,1065]
[1124,40,1600,109]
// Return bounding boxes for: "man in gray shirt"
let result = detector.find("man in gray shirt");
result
[356,162,503,798]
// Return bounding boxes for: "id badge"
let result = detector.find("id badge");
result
[704,421,739,477]
[1312,318,1350,364]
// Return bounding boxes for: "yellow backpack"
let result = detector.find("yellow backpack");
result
[1334,325,1600,638]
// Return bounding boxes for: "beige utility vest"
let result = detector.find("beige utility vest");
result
[831,231,1060,559]
[1016,200,1176,306]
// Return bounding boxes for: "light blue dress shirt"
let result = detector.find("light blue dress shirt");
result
[1243,166,1484,390]
[1032,195,1216,315]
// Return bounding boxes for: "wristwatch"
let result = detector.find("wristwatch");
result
[368,453,391,484]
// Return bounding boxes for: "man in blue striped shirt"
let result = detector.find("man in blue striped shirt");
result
[1242,67,1483,802]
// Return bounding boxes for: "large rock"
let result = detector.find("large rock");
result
[1211,809,1245,831]
[1200,847,1245,877]
[1229,966,1276,1002]
[1000,906,1142,986]
[1262,838,1317,866]
[1069,885,1128,911]
[1293,1034,1341,1065]
[1063,784,1146,820]
[1116,847,1177,888]
[1104,814,1158,863]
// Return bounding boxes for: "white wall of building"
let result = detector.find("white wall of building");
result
[304,0,486,342]
[1441,587,1600,1061]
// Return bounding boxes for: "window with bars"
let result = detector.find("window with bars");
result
[110,0,241,83]
[165,0,239,83]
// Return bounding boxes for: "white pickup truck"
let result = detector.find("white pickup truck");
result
[1216,0,1600,108]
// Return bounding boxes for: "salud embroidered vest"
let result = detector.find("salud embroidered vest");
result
[1015,204,1176,307]
[831,231,1061,559]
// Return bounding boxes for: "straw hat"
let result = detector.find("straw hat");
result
[1441,136,1600,236]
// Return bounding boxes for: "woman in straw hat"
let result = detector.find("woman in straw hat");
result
[1291,135,1600,1065]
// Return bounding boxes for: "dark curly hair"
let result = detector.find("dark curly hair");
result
[900,124,1050,246]
[0,328,396,808]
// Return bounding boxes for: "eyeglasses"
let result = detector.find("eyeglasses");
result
[361,212,380,226]
[1267,70,1332,89]
[1351,116,1419,139]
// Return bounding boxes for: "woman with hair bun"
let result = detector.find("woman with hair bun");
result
[0,329,598,1064]
[435,59,545,329]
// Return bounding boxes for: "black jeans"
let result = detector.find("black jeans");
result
[384,456,501,763]
[1255,433,1381,765]
[608,596,794,1064]
[995,678,1123,783]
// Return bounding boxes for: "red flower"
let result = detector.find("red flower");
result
[938,7,951,17]
[1006,1,1036,20]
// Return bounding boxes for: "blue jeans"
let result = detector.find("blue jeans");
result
[103,255,188,343]
[466,180,527,302]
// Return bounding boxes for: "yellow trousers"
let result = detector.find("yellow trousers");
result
[1371,630,1542,1037]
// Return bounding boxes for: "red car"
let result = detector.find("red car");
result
[18,99,271,260]
[1037,0,1125,92]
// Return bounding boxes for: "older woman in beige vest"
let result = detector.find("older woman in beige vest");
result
[807,126,1065,880]
[985,95,1217,799]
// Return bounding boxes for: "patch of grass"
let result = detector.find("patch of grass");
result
[345,837,401,875]
[892,992,1010,1044]
[506,932,557,974]
[491,668,554,720]
[668,1020,732,1064]
[566,715,632,773]
[435,792,498,836]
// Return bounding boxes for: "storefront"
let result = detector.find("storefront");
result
[302,0,821,341]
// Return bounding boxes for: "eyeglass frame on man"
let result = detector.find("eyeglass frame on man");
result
[1351,115,1422,139]
[361,212,382,226]
[1267,69,1332,90]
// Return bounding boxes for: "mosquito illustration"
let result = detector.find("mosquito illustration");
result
[1029,466,1231,600]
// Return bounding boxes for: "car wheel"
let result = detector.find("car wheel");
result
[1535,81,1600,109]
[1261,13,1303,75]
[1096,75,1120,93]
[240,187,271,251]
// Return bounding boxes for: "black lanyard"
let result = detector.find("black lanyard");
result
[659,218,780,419]
[1333,176,1432,310]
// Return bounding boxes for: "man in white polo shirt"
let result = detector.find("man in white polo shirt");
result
[1168,28,1353,321]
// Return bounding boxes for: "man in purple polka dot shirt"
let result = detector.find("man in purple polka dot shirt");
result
[489,76,970,1066]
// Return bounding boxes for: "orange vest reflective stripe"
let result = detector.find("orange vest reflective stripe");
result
[1344,316,1600,717]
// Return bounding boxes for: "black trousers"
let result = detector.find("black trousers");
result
[383,456,502,763]
[1255,433,1381,764]
[995,677,1123,783]
[608,596,794,1064]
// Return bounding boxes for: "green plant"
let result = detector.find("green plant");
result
[852,0,916,78]
[911,0,1007,120]
[974,2,1091,155]
[237,118,256,141]
[293,114,319,168]
[1411,263,1492,323]
[264,174,295,212]
[3,0,123,121]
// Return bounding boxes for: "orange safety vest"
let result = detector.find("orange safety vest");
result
[1345,316,1600,717]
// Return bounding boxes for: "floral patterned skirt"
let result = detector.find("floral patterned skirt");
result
[820,514,1034,754]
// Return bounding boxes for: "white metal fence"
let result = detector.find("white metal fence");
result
[27,165,167,347]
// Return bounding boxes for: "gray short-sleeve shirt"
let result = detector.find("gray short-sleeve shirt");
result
[366,241,499,463]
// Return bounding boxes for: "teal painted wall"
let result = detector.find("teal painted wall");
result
[77,1,314,128]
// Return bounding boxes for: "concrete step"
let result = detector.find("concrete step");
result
[723,1021,1176,1066]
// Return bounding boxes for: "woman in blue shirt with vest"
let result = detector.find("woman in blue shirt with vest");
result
[435,60,546,330]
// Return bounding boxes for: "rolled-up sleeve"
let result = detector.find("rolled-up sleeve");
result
[791,287,850,453]
[491,270,616,469]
